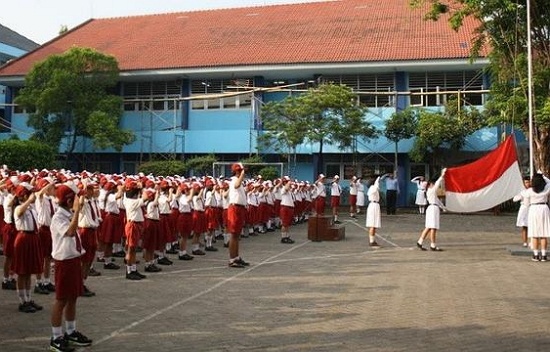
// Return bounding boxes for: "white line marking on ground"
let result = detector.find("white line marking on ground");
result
[94,241,310,345]
[347,220,402,248]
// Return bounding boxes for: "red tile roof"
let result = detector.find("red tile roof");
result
[0,0,484,77]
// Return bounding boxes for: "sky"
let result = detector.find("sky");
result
[1,0,324,45]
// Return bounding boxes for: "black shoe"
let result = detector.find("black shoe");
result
[156,257,173,265]
[541,255,548,262]
[369,241,381,248]
[50,336,74,352]
[88,268,101,277]
[34,284,50,295]
[532,254,541,262]
[112,251,126,258]
[334,220,342,224]
[281,237,295,244]
[18,301,36,313]
[192,249,206,256]
[96,257,105,263]
[125,271,143,280]
[430,246,444,252]
[43,282,56,292]
[2,280,16,290]
[103,262,120,270]
[178,253,194,261]
[215,233,224,240]
[135,271,147,279]
[205,246,218,252]
[416,242,427,251]
[223,243,229,248]
[165,248,178,255]
[65,330,92,347]
[28,300,43,311]
[235,258,250,266]
[81,285,96,297]
[228,261,245,268]
[144,264,162,272]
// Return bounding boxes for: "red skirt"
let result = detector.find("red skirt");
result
[78,228,97,264]
[2,223,16,257]
[100,213,122,244]
[331,196,340,208]
[12,231,43,275]
[205,207,218,231]
[54,257,83,300]
[177,212,193,238]
[315,197,326,215]
[38,225,52,258]
[159,214,172,243]
[143,218,161,251]
[192,211,207,235]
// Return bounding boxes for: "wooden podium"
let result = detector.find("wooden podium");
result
[307,215,345,241]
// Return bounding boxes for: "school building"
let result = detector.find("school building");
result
[0,0,497,205]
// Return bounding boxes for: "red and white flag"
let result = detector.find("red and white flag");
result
[444,136,524,213]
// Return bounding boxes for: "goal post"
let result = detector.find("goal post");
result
[212,162,284,179]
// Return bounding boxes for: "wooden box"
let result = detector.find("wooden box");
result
[307,215,332,242]
[322,225,346,241]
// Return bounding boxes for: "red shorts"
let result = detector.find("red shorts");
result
[12,231,43,275]
[38,226,53,258]
[280,205,294,227]
[78,227,97,264]
[331,196,340,208]
[227,204,246,235]
[54,257,83,300]
[125,221,143,249]
[349,195,357,206]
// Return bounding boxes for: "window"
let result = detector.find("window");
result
[190,78,254,110]
[122,81,182,111]
[408,71,484,107]
[321,74,395,108]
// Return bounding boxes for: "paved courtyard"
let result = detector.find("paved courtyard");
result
[1,210,549,351]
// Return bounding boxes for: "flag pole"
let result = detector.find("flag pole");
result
[527,0,534,177]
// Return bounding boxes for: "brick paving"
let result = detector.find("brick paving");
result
[1,211,549,351]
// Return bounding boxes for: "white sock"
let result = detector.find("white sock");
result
[65,320,76,335]
[52,326,63,339]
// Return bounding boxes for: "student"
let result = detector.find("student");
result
[411,175,428,215]
[277,176,296,244]
[513,176,531,248]
[365,175,382,248]
[524,173,550,261]
[330,175,342,224]
[34,177,57,295]
[349,176,358,218]
[49,185,92,352]
[227,163,249,268]
[123,178,149,280]
[12,181,44,313]
[382,172,399,215]
[416,170,447,251]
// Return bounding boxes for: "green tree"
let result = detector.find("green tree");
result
[260,83,376,177]
[137,160,187,177]
[15,47,135,164]
[409,98,485,174]
[384,108,418,171]
[0,140,57,171]
[412,0,550,173]
[184,154,218,176]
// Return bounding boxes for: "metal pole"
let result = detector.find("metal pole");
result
[527,0,535,176]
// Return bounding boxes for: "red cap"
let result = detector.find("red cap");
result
[14,184,33,198]
[56,185,77,206]
[231,163,244,173]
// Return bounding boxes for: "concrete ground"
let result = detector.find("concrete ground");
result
[1,210,549,351]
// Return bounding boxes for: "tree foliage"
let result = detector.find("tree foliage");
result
[412,0,550,172]
[260,83,377,175]
[15,47,135,157]
[0,139,57,171]
[409,98,486,173]
[137,160,187,177]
